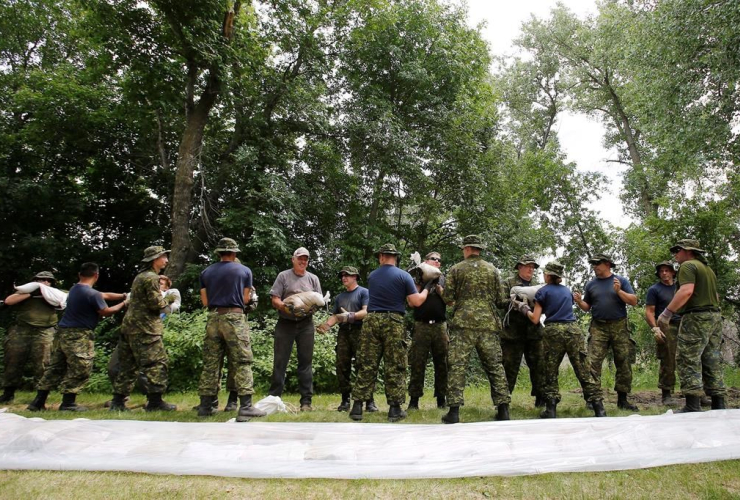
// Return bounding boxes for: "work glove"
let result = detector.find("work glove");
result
[652,326,666,344]
[165,294,177,304]
[657,308,673,333]
[513,299,531,315]
[336,307,356,324]
[423,279,437,293]
[317,322,331,334]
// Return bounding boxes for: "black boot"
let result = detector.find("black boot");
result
[349,400,363,421]
[540,400,556,419]
[145,392,176,412]
[197,395,217,416]
[700,394,712,407]
[617,392,639,411]
[677,394,703,413]
[236,394,267,421]
[59,393,88,412]
[365,399,379,412]
[442,405,460,424]
[407,396,419,410]
[495,403,510,421]
[388,404,407,422]
[27,390,50,412]
[593,400,607,417]
[109,393,129,412]
[224,391,238,412]
[337,393,351,412]
[534,395,546,408]
[711,395,726,410]
[436,395,446,408]
[0,387,15,404]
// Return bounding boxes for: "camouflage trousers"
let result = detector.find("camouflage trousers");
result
[588,318,635,395]
[500,335,544,397]
[112,330,169,395]
[336,324,362,396]
[657,322,679,391]
[408,321,449,399]
[37,328,94,394]
[2,323,55,388]
[353,312,407,405]
[198,312,254,396]
[542,323,602,403]
[677,311,726,398]
[446,327,510,407]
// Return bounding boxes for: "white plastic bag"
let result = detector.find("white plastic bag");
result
[14,282,68,309]
[253,395,288,416]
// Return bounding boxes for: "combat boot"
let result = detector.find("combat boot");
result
[365,399,379,412]
[59,393,88,412]
[540,400,556,419]
[224,391,238,412]
[676,395,702,413]
[617,392,639,411]
[436,395,446,408]
[407,396,419,410]
[0,387,15,404]
[109,393,129,412]
[349,400,363,421]
[495,403,510,421]
[337,393,351,412]
[388,404,407,422]
[661,389,680,406]
[711,396,726,410]
[145,392,177,412]
[442,406,460,424]
[236,395,267,419]
[27,390,49,412]
[700,394,712,407]
[593,400,607,417]
[197,395,217,417]
[534,395,545,408]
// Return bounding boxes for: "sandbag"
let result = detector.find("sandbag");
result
[510,285,544,307]
[407,252,442,282]
[283,291,328,316]
[13,282,68,309]
[252,395,288,416]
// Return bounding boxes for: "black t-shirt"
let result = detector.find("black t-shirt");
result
[413,276,446,322]
[646,282,681,322]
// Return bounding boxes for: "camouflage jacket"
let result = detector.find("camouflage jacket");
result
[501,275,542,340]
[442,255,504,331]
[121,268,169,336]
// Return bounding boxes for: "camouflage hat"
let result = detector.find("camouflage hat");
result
[337,266,360,277]
[669,238,705,254]
[543,260,564,278]
[588,253,616,268]
[459,234,486,250]
[374,243,401,256]
[214,237,240,253]
[141,246,170,262]
[33,271,56,283]
[655,260,676,278]
[514,254,540,270]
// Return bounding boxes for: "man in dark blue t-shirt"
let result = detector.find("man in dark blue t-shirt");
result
[645,260,682,405]
[574,253,639,411]
[196,238,265,420]
[350,243,430,422]
[28,262,127,412]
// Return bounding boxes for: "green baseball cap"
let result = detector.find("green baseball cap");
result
[214,237,240,253]
[669,239,705,254]
[141,246,170,262]
[514,254,539,270]
[459,234,486,249]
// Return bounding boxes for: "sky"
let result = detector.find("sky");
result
[463,0,633,229]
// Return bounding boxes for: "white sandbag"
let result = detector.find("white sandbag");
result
[253,396,288,416]
[510,284,544,307]
[162,289,181,313]
[13,282,68,309]
[284,291,328,315]
[408,252,442,282]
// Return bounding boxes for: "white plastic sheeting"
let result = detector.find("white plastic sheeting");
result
[1,410,739,479]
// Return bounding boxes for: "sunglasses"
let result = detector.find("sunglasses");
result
[428,257,442,263]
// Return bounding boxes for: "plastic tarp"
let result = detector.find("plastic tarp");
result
[1,410,739,479]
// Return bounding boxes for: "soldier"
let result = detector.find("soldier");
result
[658,239,726,412]
[407,251,448,410]
[513,261,606,418]
[1,271,60,404]
[109,246,178,412]
[316,266,377,412]
[645,261,682,405]
[574,253,639,411]
[269,247,322,411]
[27,263,127,411]
[441,235,511,424]
[501,254,545,407]
[349,243,431,422]
[196,238,266,420]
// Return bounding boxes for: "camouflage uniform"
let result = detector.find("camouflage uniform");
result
[407,321,449,399]
[542,323,602,403]
[587,318,635,394]
[353,312,408,403]
[443,254,510,407]
[37,327,94,394]
[657,323,679,390]
[198,312,254,396]
[677,312,725,397]
[336,323,363,395]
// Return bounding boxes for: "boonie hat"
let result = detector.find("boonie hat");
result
[543,261,564,278]
[514,254,539,270]
[293,247,310,258]
[588,253,616,268]
[669,239,705,254]
[33,271,56,283]
[374,243,401,256]
[214,237,240,253]
[141,246,170,263]
[654,260,676,278]
[459,235,486,250]
[337,266,360,277]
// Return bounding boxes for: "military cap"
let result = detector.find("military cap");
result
[214,237,240,253]
[543,260,564,278]
[514,254,540,270]
[141,246,170,262]
[669,239,705,254]
[459,234,486,249]
[654,260,676,278]
[33,271,56,283]
[293,247,310,258]
[588,253,616,268]
[337,266,360,277]
[374,243,401,256]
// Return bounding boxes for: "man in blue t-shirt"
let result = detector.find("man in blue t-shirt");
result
[349,244,431,422]
[574,253,639,411]
[645,260,682,405]
[317,266,375,412]
[28,262,127,412]
[196,237,266,420]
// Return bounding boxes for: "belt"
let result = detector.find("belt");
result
[278,315,312,323]
[592,317,626,324]
[416,319,445,325]
[369,311,404,316]
[209,307,243,314]
[682,308,720,315]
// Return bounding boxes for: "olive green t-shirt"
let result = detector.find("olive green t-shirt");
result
[15,296,59,328]
[676,258,719,313]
